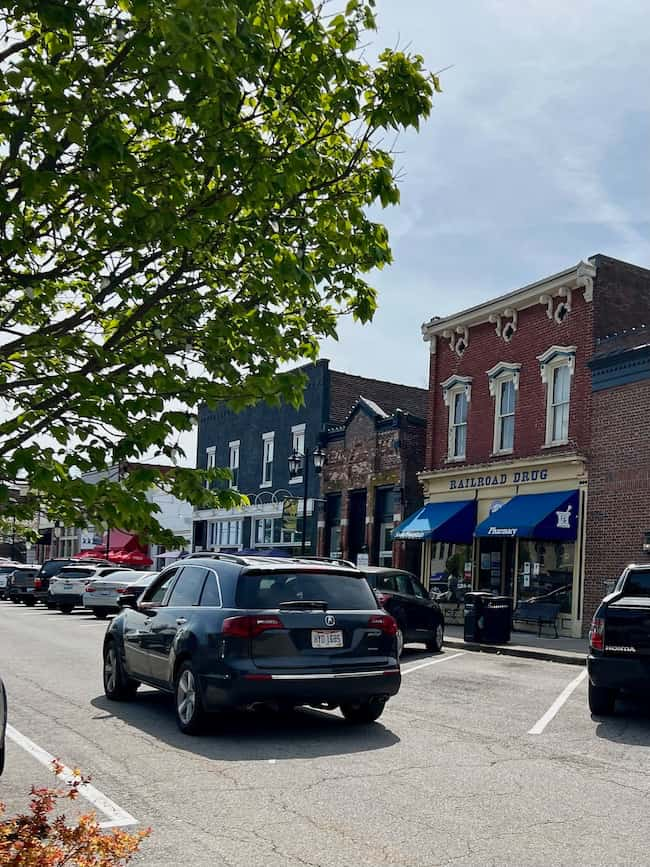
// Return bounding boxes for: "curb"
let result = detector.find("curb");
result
[443,636,586,667]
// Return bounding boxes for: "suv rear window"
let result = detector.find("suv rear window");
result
[41,561,71,577]
[623,569,650,596]
[236,571,379,610]
[58,568,94,579]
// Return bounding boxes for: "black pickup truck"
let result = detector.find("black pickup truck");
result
[588,564,650,714]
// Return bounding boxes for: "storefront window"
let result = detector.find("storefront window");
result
[516,539,574,614]
[430,542,473,602]
[326,494,342,558]
[375,487,396,567]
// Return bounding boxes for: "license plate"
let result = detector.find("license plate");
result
[311,630,343,649]
[63,583,73,590]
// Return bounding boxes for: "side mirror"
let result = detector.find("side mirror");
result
[117,593,138,610]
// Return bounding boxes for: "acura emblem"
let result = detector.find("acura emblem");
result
[324,614,336,627]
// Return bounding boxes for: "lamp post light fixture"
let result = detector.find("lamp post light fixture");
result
[288,445,326,555]
[53,521,63,558]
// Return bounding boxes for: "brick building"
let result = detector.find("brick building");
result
[584,331,650,628]
[193,360,427,557]
[396,255,649,638]
[319,398,426,572]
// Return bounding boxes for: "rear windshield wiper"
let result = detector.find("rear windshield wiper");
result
[278,600,329,611]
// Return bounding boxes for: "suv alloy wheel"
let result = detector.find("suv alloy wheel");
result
[175,661,207,735]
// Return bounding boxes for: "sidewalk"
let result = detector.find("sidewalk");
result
[444,623,587,666]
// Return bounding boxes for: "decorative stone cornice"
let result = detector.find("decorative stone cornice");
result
[422,259,596,345]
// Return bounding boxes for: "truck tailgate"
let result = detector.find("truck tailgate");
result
[605,596,650,654]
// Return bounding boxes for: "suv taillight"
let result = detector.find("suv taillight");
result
[368,613,398,636]
[589,616,605,651]
[34,578,42,589]
[222,615,284,638]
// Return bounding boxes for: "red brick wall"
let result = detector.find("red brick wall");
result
[426,291,594,469]
[583,378,650,630]
[593,255,650,339]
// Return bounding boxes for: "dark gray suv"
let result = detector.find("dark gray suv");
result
[103,554,401,734]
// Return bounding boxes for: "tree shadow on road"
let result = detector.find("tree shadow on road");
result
[90,691,400,762]
[593,694,650,746]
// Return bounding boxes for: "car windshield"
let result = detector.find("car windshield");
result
[236,571,379,610]
[131,573,155,586]
[40,561,69,577]
[58,568,94,579]
[623,570,650,596]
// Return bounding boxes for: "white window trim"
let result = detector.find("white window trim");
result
[537,346,576,447]
[289,423,306,485]
[441,376,472,462]
[261,431,274,488]
[205,446,216,489]
[487,363,521,456]
[228,440,240,490]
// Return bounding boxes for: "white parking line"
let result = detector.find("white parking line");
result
[401,651,466,675]
[528,668,588,735]
[6,724,137,828]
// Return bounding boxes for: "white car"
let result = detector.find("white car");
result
[83,571,157,619]
[49,564,132,613]
[0,562,24,600]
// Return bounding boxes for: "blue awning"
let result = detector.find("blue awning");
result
[474,490,579,540]
[393,500,476,543]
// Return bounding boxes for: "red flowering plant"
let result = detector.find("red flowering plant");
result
[0,762,149,866]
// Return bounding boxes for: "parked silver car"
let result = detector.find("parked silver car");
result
[49,565,132,613]
[83,571,157,619]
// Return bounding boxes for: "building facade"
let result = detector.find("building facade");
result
[584,332,650,629]
[193,360,428,559]
[397,254,650,638]
[319,399,426,571]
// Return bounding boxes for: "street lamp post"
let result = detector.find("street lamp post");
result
[53,521,62,558]
[288,445,326,555]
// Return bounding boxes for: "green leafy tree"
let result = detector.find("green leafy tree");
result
[0,0,438,540]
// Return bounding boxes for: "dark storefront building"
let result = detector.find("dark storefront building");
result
[319,396,427,571]
[193,361,427,559]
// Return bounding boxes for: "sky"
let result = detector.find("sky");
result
[320,0,650,388]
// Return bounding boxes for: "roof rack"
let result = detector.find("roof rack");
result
[294,555,357,569]
[186,551,250,566]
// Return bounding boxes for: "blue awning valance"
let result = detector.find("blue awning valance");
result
[474,490,579,540]
[393,500,476,543]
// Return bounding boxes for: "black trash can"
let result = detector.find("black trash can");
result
[481,595,513,643]
[463,592,492,641]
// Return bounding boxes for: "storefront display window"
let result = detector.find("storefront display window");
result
[516,539,574,614]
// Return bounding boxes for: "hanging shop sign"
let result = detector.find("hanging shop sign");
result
[449,468,549,491]
[282,498,298,533]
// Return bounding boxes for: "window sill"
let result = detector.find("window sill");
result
[490,449,514,457]
[288,476,303,485]
[445,455,466,464]
[541,440,569,449]
[259,481,272,488]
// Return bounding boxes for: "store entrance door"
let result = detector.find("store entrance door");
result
[347,489,367,565]
[477,538,516,596]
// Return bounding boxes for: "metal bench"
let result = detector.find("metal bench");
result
[512,601,561,638]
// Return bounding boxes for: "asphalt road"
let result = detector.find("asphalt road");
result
[2,602,650,867]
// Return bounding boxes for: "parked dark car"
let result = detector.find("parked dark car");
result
[0,675,6,775]
[0,561,24,601]
[359,567,445,655]
[588,564,650,715]
[104,554,401,734]
[37,558,111,607]
[6,567,40,606]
